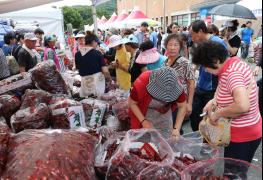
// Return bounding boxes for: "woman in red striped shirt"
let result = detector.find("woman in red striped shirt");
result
[191,41,262,164]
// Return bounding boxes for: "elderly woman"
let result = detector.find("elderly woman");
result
[192,41,262,163]
[43,35,60,71]
[128,67,187,139]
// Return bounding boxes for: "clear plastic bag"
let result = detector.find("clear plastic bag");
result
[137,164,181,180]
[106,129,174,180]
[49,97,86,129]
[80,99,108,128]
[2,129,98,179]
[112,99,129,123]
[0,95,21,127]
[95,132,126,178]
[10,103,50,133]
[20,89,52,109]
[168,137,220,172]
[0,117,10,175]
[182,131,203,144]
[30,60,69,95]
[181,157,262,180]
[106,113,122,131]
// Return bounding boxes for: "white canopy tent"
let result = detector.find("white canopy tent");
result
[0,0,62,14]
[0,6,65,45]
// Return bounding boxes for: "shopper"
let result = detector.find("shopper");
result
[2,32,17,56]
[13,33,24,61]
[192,40,262,164]
[189,20,227,131]
[135,22,149,45]
[43,35,61,71]
[221,20,241,57]
[164,33,195,117]
[241,21,254,59]
[108,35,131,91]
[18,33,39,72]
[73,32,85,57]
[128,67,187,139]
[149,26,158,48]
[75,33,112,97]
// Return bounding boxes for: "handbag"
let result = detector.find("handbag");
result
[199,75,255,147]
[6,48,20,75]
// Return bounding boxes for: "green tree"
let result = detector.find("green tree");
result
[62,6,83,29]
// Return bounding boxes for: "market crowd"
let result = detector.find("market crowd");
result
[0,19,262,173]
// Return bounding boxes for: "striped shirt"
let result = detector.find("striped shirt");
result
[0,49,10,80]
[217,57,262,142]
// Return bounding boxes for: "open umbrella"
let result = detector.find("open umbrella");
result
[209,4,257,20]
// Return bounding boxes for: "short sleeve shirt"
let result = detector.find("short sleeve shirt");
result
[228,35,241,57]
[18,48,38,72]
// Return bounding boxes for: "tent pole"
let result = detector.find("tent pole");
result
[92,0,98,35]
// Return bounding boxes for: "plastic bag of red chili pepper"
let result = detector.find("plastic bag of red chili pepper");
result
[181,157,262,180]
[95,132,126,178]
[10,103,50,133]
[168,138,220,172]
[0,94,21,127]
[106,129,174,180]
[2,129,98,179]
[137,164,181,180]
[30,60,70,95]
[0,117,10,175]
[49,97,86,129]
[20,89,52,109]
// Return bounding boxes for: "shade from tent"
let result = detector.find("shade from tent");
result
[0,0,62,14]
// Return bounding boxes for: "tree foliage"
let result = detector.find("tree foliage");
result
[62,0,117,30]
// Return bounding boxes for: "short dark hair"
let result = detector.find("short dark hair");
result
[246,21,252,25]
[34,28,44,35]
[139,40,154,51]
[126,42,139,49]
[141,22,149,27]
[85,33,99,45]
[191,41,229,69]
[207,24,219,36]
[164,33,183,49]
[15,32,24,42]
[4,32,16,44]
[191,20,208,34]
[169,22,179,30]
[229,19,239,32]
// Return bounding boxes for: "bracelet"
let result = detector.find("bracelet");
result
[141,119,147,124]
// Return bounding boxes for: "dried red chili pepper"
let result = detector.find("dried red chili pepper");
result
[2,129,98,179]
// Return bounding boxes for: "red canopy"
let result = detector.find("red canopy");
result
[106,12,118,24]
[114,12,128,22]
[125,9,148,20]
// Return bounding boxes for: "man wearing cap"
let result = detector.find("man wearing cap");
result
[135,22,149,45]
[17,33,39,72]
[128,67,187,139]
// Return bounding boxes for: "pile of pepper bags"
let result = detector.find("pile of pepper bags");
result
[0,60,261,179]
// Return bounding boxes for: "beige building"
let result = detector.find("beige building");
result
[116,0,262,30]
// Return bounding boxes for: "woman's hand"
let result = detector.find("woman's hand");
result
[208,111,220,126]
[203,99,214,115]
[111,60,119,68]
[254,66,260,76]
[186,103,192,116]
[171,128,180,140]
[141,119,154,129]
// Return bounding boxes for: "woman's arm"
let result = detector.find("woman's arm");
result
[101,66,112,81]
[186,79,195,116]
[210,86,250,124]
[128,97,153,129]
[174,101,187,130]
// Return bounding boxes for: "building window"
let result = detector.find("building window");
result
[156,18,159,21]
[166,16,169,26]
[171,14,189,27]
[191,12,200,22]
[160,17,164,25]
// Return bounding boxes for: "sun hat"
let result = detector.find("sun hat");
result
[24,33,38,41]
[219,21,234,31]
[136,47,160,64]
[44,34,57,42]
[123,34,139,44]
[108,35,123,48]
[146,67,184,103]
[75,33,85,39]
